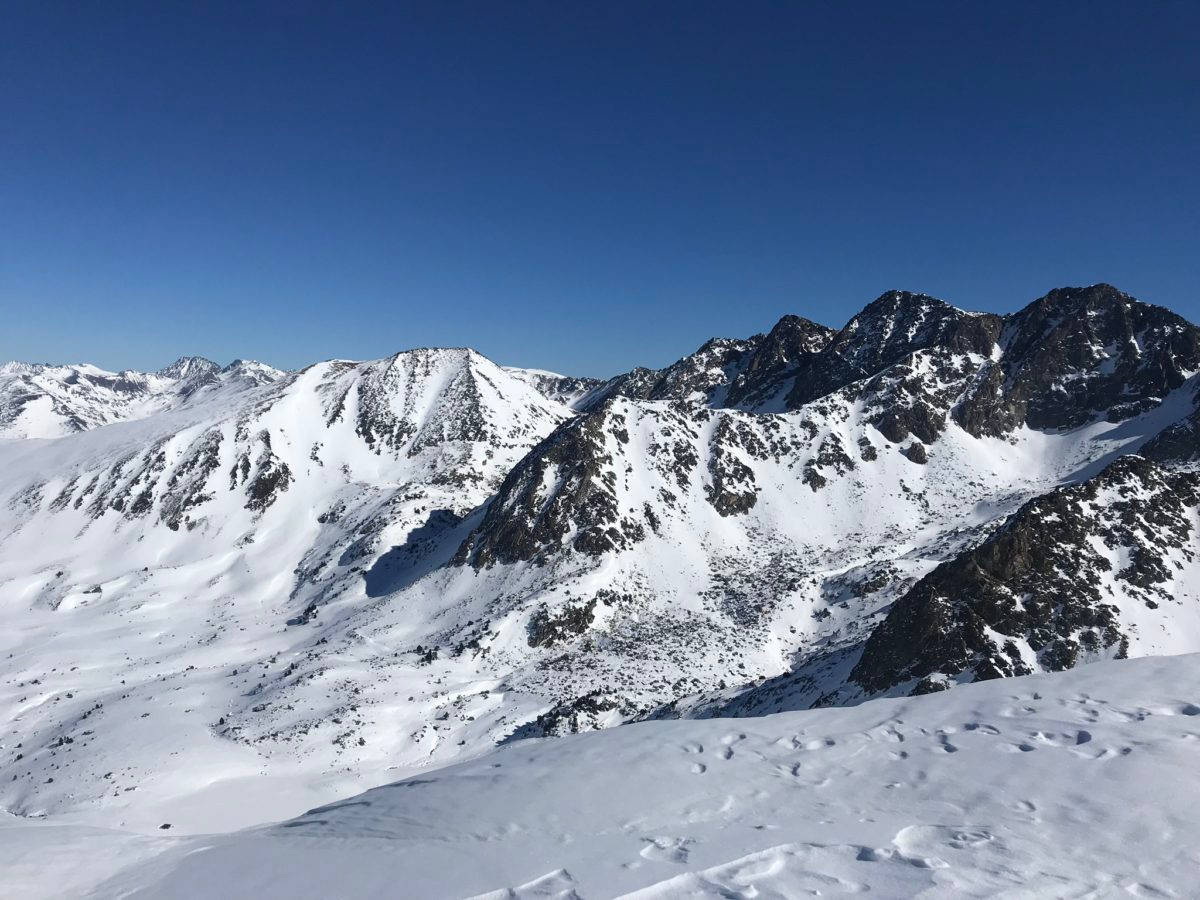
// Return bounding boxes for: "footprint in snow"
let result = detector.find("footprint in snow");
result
[640,836,692,864]
[882,823,995,868]
[995,741,1025,754]
[786,763,831,787]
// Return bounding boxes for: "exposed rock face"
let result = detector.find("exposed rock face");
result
[704,418,761,515]
[955,284,1200,436]
[233,431,294,513]
[850,455,1200,695]
[785,292,1002,409]
[527,599,598,647]
[453,402,647,568]
[158,428,224,530]
[584,316,835,412]
[155,356,221,383]
[580,337,762,409]
[353,349,493,453]
[1142,400,1200,464]
[724,315,837,409]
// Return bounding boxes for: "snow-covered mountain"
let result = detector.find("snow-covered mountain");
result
[0,347,576,825]
[0,356,285,438]
[4,282,1200,850]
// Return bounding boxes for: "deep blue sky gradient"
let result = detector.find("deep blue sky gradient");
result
[3,2,1198,376]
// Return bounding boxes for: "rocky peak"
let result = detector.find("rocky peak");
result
[723,315,834,409]
[955,285,1200,436]
[580,337,760,410]
[1002,284,1149,364]
[834,290,999,369]
[156,356,220,381]
[784,292,1001,409]
[342,346,572,464]
[760,314,835,356]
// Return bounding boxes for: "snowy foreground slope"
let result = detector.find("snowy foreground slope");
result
[5,654,1199,898]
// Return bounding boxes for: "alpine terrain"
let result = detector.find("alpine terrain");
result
[4,283,1200,897]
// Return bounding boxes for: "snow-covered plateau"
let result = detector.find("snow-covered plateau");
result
[4,283,1200,897]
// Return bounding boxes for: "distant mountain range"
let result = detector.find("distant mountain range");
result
[0,356,285,439]
[3,282,1200,831]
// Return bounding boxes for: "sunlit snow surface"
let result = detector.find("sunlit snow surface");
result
[4,654,1199,898]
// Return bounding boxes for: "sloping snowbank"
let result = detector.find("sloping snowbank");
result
[6,653,1199,898]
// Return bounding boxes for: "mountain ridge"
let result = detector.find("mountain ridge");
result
[4,282,1200,835]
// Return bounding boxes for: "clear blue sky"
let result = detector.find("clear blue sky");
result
[3,2,1198,377]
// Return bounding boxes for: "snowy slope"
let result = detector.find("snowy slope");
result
[8,653,1200,898]
[502,366,604,409]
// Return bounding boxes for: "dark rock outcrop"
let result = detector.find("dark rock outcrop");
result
[851,455,1200,694]
[955,284,1200,436]
[453,403,649,568]
[786,292,1003,410]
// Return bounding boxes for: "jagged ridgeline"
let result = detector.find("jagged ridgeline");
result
[3,283,1200,820]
